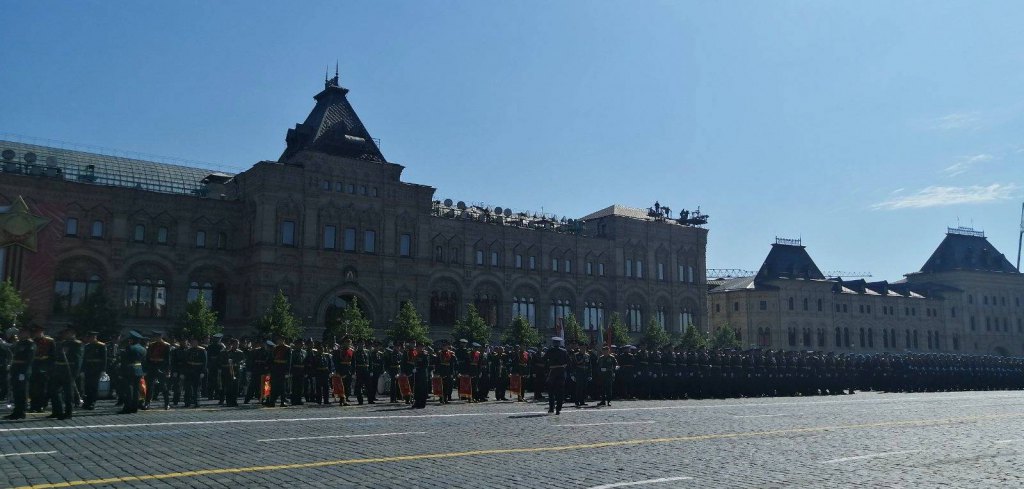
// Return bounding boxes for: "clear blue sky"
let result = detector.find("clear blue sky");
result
[2,1,1023,280]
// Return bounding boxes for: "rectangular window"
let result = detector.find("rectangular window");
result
[657,263,664,280]
[817,299,822,312]
[515,254,523,269]
[156,226,167,244]
[65,217,78,236]
[475,250,484,265]
[637,260,644,279]
[551,258,558,272]
[334,181,342,192]
[323,225,337,250]
[529,256,536,270]
[491,251,499,266]
[90,220,103,238]
[134,224,146,243]
[343,228,356,251]
[678,265,684,282]
[363,230,376,253]
[586,262,592,275]
[687,266,694,283]
[625,259,632,277]
[281,221,295,246]
[598,263,605,276]
[759,301,767,311]
[734,302,739,312]
[195,231,206,248]
[399,234,411,257]
[451,247,459,263]
[564,259,570,273]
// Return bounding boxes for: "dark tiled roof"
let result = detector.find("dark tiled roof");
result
[279,77,385,163]
[755,243,826,282]
[709,276,757,293]
[919,232,1019,274]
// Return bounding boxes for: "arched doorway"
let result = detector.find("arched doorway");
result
[324,293,372,329]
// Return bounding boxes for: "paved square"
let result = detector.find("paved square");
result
[3,391,1024,488]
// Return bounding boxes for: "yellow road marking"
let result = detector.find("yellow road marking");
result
[12,412,1021,489]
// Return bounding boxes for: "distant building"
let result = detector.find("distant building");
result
[709,229,1024,356]
[0,75,708,340]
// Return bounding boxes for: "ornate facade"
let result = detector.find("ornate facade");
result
[0,75,708,340]
[709,230,1024,355]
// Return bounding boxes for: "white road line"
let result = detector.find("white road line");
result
[821,449,922,464]
[257,431,426,442]
[587,476,693,489]
[733,414,790,418]
[556,421,656,427]
[995,439,1022,444]
[0,451,56,458]
[0,393,1018,434]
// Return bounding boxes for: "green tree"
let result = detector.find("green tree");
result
[678,325,709,351]
[561,313,587,346]
[70,287,120,338]
[642,318,670,350]
[323,297,374,343]
[255,290,301,340]
[0,279,27,330]
[387,300,431,345]
[710,324,742,350]
[607,313,631,346]
[177,291,221,339]
[451,304,492,345]
[502,315,540,347]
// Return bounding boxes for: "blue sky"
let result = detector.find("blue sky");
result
[2,1,1022,279]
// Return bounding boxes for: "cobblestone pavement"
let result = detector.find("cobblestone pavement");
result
[3,390,1024,488]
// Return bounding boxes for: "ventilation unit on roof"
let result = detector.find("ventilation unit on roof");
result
[1,149,14,161]
[443,198,453,207]
[23,152,36,163]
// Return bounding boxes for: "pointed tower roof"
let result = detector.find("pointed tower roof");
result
[755,238,826,283]
[279,73,386,163]
[918,227,1019,274]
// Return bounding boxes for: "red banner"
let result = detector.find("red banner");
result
[509,374,522,395]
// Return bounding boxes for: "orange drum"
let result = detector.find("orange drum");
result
[331,373,345,399]
[261,374,271,399]
[508,374,522,395]
[397,374,413,398]
[431,376,443,397]
[458,374,472,400]
[139,377,148,400]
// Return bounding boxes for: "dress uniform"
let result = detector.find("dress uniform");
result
[334,339,355,405]
[219,339,246,407]
[205,334,224,401]
[267,338,291,407]
[80,332,107,410]
[3,326,34,420]
[244,341,269,404]
[118,331,148,414]
[49,329,82,419]
[544,337,570,415]
[29,326,55,412]
[435,343,457,404]
[353,341,375,404]
[144,332,172,410]
[183,338,207,408]
[597,346,617,406]
[289,339,307,406]
[411,343,431,409]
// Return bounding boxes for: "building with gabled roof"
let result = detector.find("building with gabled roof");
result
[0,75,708,341]
[710,230,1024,356]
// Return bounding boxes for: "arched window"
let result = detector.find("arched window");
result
[583,302,604,332]
[655,306,666,329]
[843,327,851,348]
[802,328,811,347]
[787,328,797,347]
[187,282,214,307]
[474,291,499,327]
[816,328,825,348]
[626,304,643,332]
[867,329,874,348]
[53,274,101,314]
[125,278,167,318]
[551,299,573,329]
[511,297,536,326]
[834,327,842,348]
[430,291,459,327]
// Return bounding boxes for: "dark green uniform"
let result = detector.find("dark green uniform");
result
[81,340,107,409]
[119,341,147,414]
[219,347,245,407]
[50,337,82,419]
[4,337,34,419]
[597,352,617,405]
[183,345,207,408]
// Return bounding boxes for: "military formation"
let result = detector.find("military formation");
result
[3,324,1024,420]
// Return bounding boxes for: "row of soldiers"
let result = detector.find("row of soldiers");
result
[4,326,1024,420]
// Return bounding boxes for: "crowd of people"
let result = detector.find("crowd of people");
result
[3,323,1024,420]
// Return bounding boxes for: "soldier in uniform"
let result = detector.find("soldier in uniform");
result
[411,342,431,409]
[571,344,590,407]
[49,328,82,420]
[206,333,224,402]
[617,345,634,400]
[170,337,187,406]
[511,345,530,402]
[489,345,508,401]
[118,331,147,414]
[182,337,207,408]
[544,337,569,415]
[334,338,355,405]
[530,345,547,402]
[288,338,307,406]
[353,339,375,404]
[220,338,245,407]
[0,329,12,405]
[266,337,291,407]
[384,342,402,404]
[80,331,106,410]
[244,339,268,404]
[597,345,617,406]
[29,325,55,412]
[435,340,456,404]
[4,325,34,420]
[144,331,172,410]
[312,342,334,405]
[467,343,485,402]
